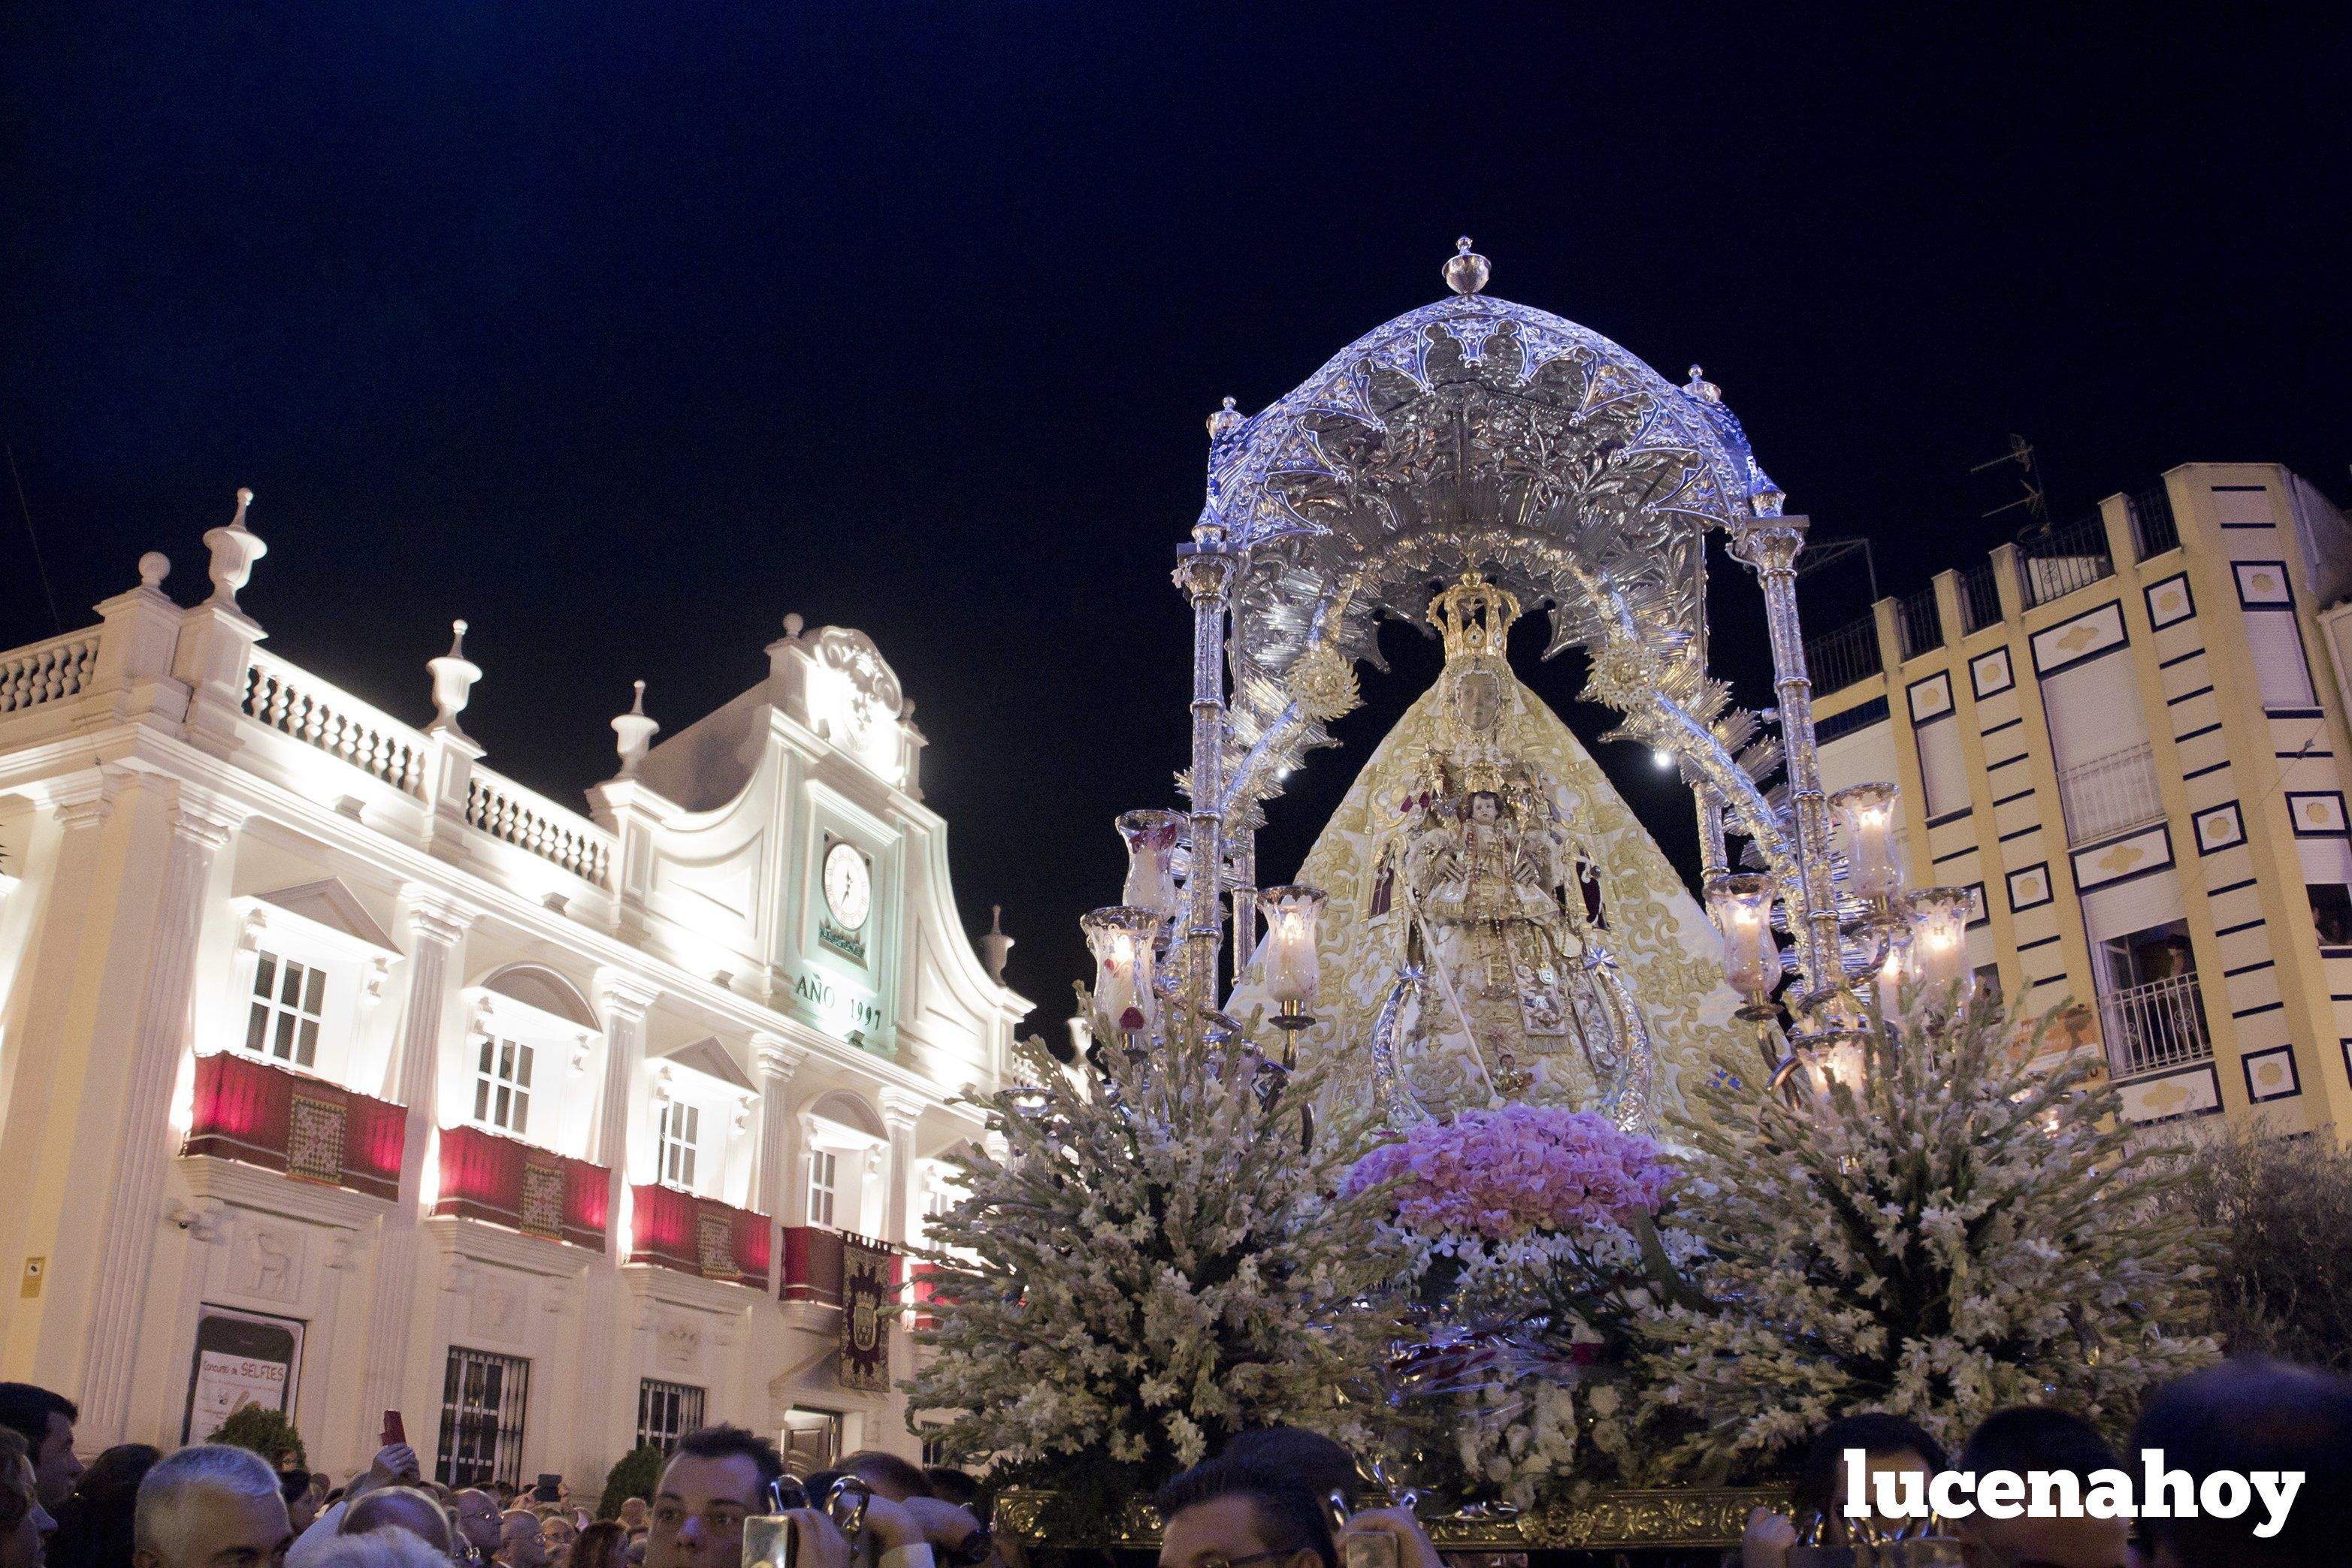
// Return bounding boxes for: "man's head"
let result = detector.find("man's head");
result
[343,1489,454,1556]
[1796,1412,1946,1542]
[643,1427,782,1568]
[0,1387,81,1512]
[495,1512,546,1568]
[1954,1406,2128,1568]
[1220,1429,1362,1512]
[1153,1458,1336,1568]
[614,1500,646,1533]
[2131,1358,2352,1567]
[454,1491,500,1554]
[133,1445,293,1568]
[3,1427,59,1568]
[304,1526,453,1568]
[835,1452,928,1505]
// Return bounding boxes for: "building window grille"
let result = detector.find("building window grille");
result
[2096,922,2211,1078]
[244,952,326,1068]
[437,1347,531,1491]
[658,1102,700,1189]
[634,1379,704,1454]
[472,1037,534,1135]
[807,1150,839,1229]
[2054,742,2166,847]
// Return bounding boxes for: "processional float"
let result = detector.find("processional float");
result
[1078,239,1978,1118]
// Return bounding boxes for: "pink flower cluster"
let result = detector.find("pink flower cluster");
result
[1342,1105,1672,1242]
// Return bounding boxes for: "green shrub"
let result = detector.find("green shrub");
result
[210,1404,309,1473]
[597,1446,665,1521]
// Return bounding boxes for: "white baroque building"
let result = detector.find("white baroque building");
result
[0,493,1029,1489]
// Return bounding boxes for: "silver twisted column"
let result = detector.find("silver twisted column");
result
[1729,517,1841,997]
[1174,521,1235,1016]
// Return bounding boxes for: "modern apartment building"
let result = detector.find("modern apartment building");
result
[0,495,1029,1488]
[1807,462,2352,1134]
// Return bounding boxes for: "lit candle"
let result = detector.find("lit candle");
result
[1256,884,1329,1017]
[1830,781,1903,900]
[1116,809,1185,923]
[1903,886,1975,1018]
[1706,874,1779,998]
[1081,906,1162,1033]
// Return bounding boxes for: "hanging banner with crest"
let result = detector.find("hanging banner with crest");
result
[839,1234,894,1391]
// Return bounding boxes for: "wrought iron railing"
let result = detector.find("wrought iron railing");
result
[2056,741,2165,847]
[2129,484,2180,559]
[1897,587,1943,659]
[1803,615,1883,695]
[2016,513,2115,609]
[1959,560,2002,633]
[2099,972,2213,1077]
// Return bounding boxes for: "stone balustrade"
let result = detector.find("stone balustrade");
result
[0,627,101,714]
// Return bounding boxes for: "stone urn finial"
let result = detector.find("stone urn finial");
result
[427,618,482,737]
[202,487,267,611]
[979,904,1014,984]
[612,678,660,775]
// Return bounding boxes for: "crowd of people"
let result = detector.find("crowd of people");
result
[5,1355,2350,1568]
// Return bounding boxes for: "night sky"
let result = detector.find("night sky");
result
[3,6,2344,1027]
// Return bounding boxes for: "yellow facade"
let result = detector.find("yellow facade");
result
[1809,463,2352,1137]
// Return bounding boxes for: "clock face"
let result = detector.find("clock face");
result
[823,841,872,932]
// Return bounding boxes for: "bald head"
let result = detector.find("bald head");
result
[343,1487,453,1554]
[498,1508,549,1568]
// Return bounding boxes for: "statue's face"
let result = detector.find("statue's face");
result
[1450,669,1504,735]
[1471,794,1498,823]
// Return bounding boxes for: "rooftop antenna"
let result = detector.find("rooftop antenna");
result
[1973,434,2051,534]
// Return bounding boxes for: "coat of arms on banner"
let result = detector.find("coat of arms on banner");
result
[839,1234,894,1391]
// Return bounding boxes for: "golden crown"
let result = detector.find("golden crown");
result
[1431,571,1520,663]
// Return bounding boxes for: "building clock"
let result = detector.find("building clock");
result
[823,841,870,950]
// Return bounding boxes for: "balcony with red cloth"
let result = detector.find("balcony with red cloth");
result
[180,1049,406,1201]
[626,1183,772,1285]
[431,1122,609,1251]
[778,1226,900,1309]
[908,1261,942,1331]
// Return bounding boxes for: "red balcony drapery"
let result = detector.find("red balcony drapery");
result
[778,1226,899,1308]
[181,1050,404,1201]
[431,1123,608,1251]
[625,1183,771,1282]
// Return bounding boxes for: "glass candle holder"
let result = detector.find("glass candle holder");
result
[1903,886,1976,1017]
[1830,781,1903,901]
[1116,809,1186,923]
[1256,884,1328,1016]
[1706,874,1779,998]
[1081,905,1162,1034]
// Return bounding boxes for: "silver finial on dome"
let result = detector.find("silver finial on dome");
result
[1206,395,1243,439]
[1444,237,1489,297]
[1685,364,1722,403]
